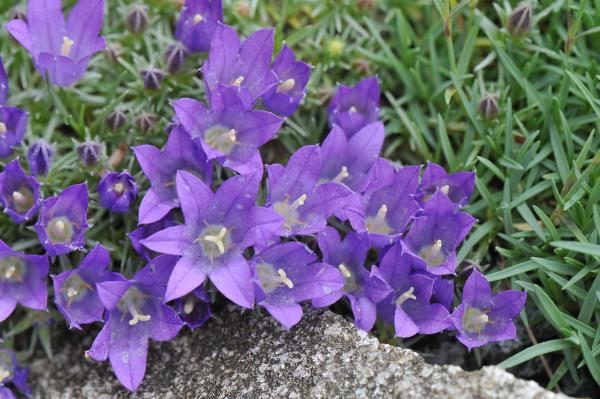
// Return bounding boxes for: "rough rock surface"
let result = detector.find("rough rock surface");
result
[31,308,566,398]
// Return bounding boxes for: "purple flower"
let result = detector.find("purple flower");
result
[27,139,54,177]
[251,242,344,329]
[88,255,184,391]
[0,348,31,398]
[52,244,117,329]
[0,239,48,322]
[141,171,260,308]
[128,215,176,261]
[0,57,8,104]
[171,287,211,330]
[175,0,223,53]
[314,227,391,331]
[0,106,27,159]
[133,125,212,224]
[327,76,380,138]
[451,269,527,350]
[6,0,106,87]
[173,84,283,174]
[97,171,138,213]
[0,159,41,224]
[202,23,278,106]
[361,163,421,248]
[35,183,89,256]
[403,191,476,275]
[377,243,452,338]
[263,145,354,236]
[262,45,311,117]
[416,162,475,207]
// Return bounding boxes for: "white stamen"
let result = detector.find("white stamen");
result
[203,227,228,255]
[4,266,15,280]
[478,314,489,324]
[0,367,10,382]
[0,122,6,134]
[333,166,349,183]
[276,78,295,94]
[128,308,151,326]
[349,106,358,113]
[113,182,125,195]
[395,286,416,306]
[338,263,352,278]
[375,204,388,223]
[67,287,79,298]
[183,297,195,314]
[231,76,244,86]
[278,268,293,288]
[440,185,450,195]
[431,239,443,257]
[289,194,307,212]
[12,191,26,204]
[193,14,204,24]
[227,129,237,142]
[61,36,75,56]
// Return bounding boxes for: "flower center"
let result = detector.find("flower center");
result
[230,76,245,87]
[112,182,126,196]
[348,106,358,113]
[61,273,92,307]
[0,122,6,134]
[183,295,195,314]
[276,78,295,94]
[462,306,490,334]
[395,286,416,306]
[46,216,74,244]
[0,256,24,282]
[118,287,151,326]
[440,185,450,195]
[419,239,445,266]
[61,36,75,56]
[0,351,14,383]
[193,13,204,24]
[273,193,307,230]
[195,224,231,261]
[10,187,34,213]
[256,263,294,294]
[203,125,237,154]
[365,204,393,235]
[0,367,10,383]
[333,166,349,183]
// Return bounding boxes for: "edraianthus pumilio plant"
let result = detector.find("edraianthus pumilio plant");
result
[0,0,528,395]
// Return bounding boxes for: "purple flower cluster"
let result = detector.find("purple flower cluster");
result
[0,0,527,394]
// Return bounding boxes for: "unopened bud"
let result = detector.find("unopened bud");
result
[477,93,499,120]
[140,68,166,90]
[136,113,156,134]
[507,2,533,36]
[27,139,54,177]
[164,44,187,74]
[106,109,127,131]
[76,139,102,168]
[126,5,149,34]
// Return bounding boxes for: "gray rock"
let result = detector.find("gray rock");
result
[30,308,566,398]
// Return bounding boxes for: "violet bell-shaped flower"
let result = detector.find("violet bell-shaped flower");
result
[314,227,391,331]
[416,162,475,207]
[251,242,344,329]
[0,159,41,224]
[171,286,212,330]
[0,239,49,322]
[0,348,31,399]
[403,191,476,275]
[0,106,27,159]
[173,84,283,174]
[327,76,380,138]
[87,255,184,391]
[52,244,118,329]
[133,125,212,224]
[35,183,89,256]
[175,0,223,53]
[451,269,527,350]
[140,171,260,308]
[97,171,138,213]
[6,0,106,87]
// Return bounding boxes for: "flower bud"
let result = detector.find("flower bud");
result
[106,109,127,131]
[140,68,166,90]
[136,113,155,134]
[164,44,187,74]
[76,140,102,168]
[125,5,149,34]
[477,93,499,120]
[507,3,533,36]
[27,139,54,177]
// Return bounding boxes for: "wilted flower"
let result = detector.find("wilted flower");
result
[106,109,127,131]
[163,43,188,74]
[52,244,117,329]
[141,172,259,308]
[128,214,176,261]
[403,191,476,275]
[251,242,345,329]
[0,239,49,322]
[135,112,155,133]
[88,255,184,391]
[0,106,27,159]
[175,0,223,53]
[173,84,283,174]
[35,183,89,256]
[140,68,166,90]
[262,45,311,117]
[76,139,102,168]
[0,57,8,104]
[0,159,41,224]
[452,269,527,350]
[27,139,54,177]
[377,243,452,338]
[125,4,149,34]
[328,76,380,138]
[6,0,106,87]
[97,171,138,213]
[416,162,475,207]
[133,125,212,224]
[0,348,32,398]
[314,228,391,331]
[477,93,499,120]
[171,287,212,330]
[507,2,533,36]
[202,23,277,106]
